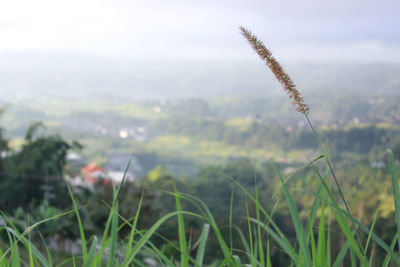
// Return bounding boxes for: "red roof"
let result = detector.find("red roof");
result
[81,163,105,174]
[81,163,109,185]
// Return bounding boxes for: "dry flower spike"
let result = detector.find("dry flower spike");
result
[239,26,310,114]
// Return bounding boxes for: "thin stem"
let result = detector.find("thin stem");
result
[304,112,365,254]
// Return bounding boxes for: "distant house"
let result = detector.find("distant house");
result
[105,153,142,177]
[81,163,110,184]
[81,162,136,185]
[119,129,129,139]
[117,127,148,141]
[108,171,135,183]
[66,152,87,167]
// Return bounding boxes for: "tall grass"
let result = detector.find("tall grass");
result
[0,27,399,266]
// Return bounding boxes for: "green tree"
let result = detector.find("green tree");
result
[0,122,80,211]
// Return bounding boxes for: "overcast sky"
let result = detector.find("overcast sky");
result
[1,0,399,63]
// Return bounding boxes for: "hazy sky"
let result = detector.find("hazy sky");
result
[1,0,399,63]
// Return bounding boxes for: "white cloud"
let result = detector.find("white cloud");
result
[275,41,400,63]
[0,0,399,63]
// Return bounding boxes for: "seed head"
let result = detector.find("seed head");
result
[239,26,310,114]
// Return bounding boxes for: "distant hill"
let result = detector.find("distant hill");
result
[0,51,399,100]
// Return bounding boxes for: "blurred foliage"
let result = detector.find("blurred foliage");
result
[0,121,81,211]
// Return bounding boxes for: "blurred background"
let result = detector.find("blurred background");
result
[1,0,399,174]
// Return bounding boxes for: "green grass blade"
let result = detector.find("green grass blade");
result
[63,172,87,259]
[350,249,356,267]
[114,159,131,201]
[195,224,210,267]
[312,164,368,265]
[28,234,34,267]
[233,255,241,265]
[188,229,193,258]
[83,236,98,267]
[273,163,312,266]
[272,155,325,200]
[317,192,326,267]
[167,191,234,263]
[131,258,148,267]
[126,190,144,256]
[99,160,132,261]
[208,174,297,262]
[300,185,400,265]
[106,160,132,266]
[267,239,272,267]
[382,235,397,267]
[106,186,119,267]
[305,183,324,243]
[122,227,176,267]
[387,149,400,255]
[121,211,201,266]
[332,241,350,267]
[0,210,73,266]
[364,209,379,256]
[304,114,364,252]
[229,189,234,253]
[368,245,374,267]
[255,184,265,267]
[4,226,50,267]
[248,217,298,263]
[218,255,233,267]
[93,233,112,266]
[100,207,113,256]
[143,231,193,266]
[115,192,201,266]
[201,168,297,261]
[8,234,20,267]
[44,244,53,267]
[135,231,177,266]
[56,257,77,267]
[172,180,189,267]
[246,200,255,267]
[327,212,331,266]
[309,217,317,267]
[234,226,253,264]
[0,247,7,267]
[91,200,138,265]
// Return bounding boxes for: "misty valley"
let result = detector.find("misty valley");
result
[1,91,400,265]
